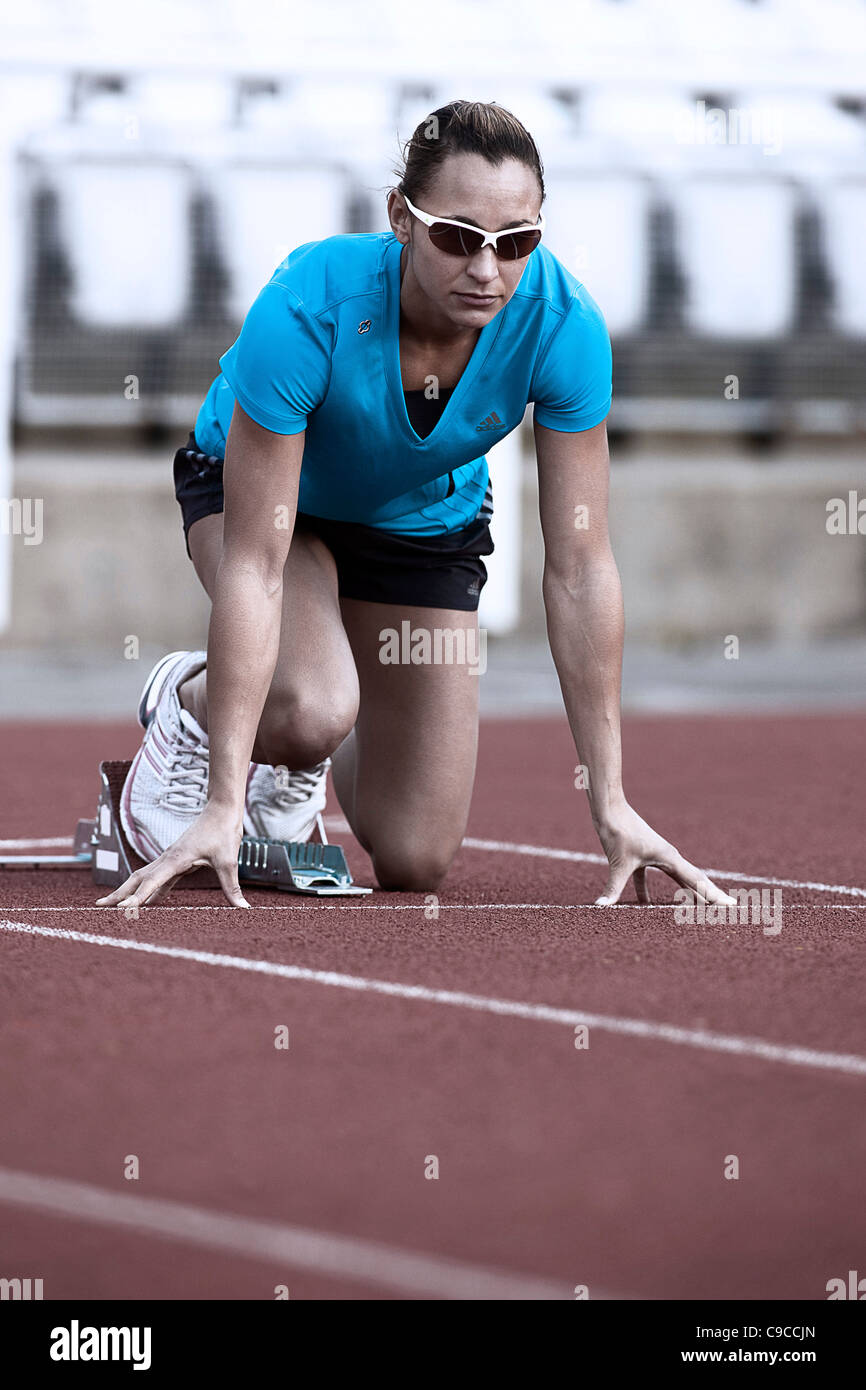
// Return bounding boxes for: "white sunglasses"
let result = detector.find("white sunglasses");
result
[402,194,545,261]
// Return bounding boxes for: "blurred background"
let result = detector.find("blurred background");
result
[1,0,865,718]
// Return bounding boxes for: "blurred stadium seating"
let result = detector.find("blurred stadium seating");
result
[3,0,865,440]
[1,0,865,657]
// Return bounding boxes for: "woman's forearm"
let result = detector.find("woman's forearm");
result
[204,560,284,819]
[543,550,627,826]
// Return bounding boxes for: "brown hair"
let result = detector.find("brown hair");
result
[396,99,545,205]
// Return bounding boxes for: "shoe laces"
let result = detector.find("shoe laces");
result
[259,760,328,808]
[160,727,210,812]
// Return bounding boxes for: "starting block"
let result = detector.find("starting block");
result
[0,760,371,897]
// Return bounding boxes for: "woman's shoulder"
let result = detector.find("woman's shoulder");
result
[513,244,605,326]
[265,232,395,318]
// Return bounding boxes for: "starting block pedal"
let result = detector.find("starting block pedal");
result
[0,759,371,897]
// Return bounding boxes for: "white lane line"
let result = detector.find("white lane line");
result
[4,814,348,848]
[2,917,865,1077]
[462,838,866,899]
[2,903,865,913]
[0,1167,570,1300]
[0,836,74,849]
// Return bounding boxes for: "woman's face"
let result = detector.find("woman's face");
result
[390,152,543,331]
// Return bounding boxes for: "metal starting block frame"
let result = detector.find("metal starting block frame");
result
[0,759,371,897]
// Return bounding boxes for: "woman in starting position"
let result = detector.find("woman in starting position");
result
[98,100,733,911]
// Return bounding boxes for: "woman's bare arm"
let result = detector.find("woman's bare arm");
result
[536,418,734,907]
[205,402,305,816]
[96,402,304,908]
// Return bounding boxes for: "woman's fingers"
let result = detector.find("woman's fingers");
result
[633,866,652,904]
[95,850,198,909]
[595,847,736,908]
[139,869,191,907]
[94,868,149,907]
[96,851,249,910]
[213,857,250,909]
[594,858,635,906]
[596,862,663,906]
[97,864,179,909]
[662,852,736,906]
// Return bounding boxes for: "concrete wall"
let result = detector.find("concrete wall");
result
[2,449,210,653]
[520,439,866,645]
[2,439,865,653]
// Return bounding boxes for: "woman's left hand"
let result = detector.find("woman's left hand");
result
[593,801,737,907]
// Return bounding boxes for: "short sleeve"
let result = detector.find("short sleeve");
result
[218,282,332,435]
[531,287,612,433]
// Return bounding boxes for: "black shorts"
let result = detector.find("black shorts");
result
[172,433,494,611]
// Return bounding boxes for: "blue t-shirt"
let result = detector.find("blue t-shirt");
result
[195,232,612,535]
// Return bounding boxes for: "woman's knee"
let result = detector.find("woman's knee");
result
[370,839,458,893]
[258,685,358,767]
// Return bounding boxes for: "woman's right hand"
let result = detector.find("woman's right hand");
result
[95,801,250,909]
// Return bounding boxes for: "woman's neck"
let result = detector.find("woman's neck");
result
[398,245,477,350]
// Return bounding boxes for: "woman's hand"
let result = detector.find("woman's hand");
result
[95,801,250,910]
[593,801,736,908]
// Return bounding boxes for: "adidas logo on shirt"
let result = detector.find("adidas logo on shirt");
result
[475,411,502,433]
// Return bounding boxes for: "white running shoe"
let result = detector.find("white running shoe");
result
[136,649,194,730]
[243,760,330,844]
[120,650,209,862]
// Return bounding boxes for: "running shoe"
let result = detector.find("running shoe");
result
[243,759,330,844]
[120,650,209,862]
[136,649,196,730]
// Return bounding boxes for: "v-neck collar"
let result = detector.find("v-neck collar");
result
[382,235,503,447]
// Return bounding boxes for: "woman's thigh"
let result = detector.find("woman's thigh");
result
[332,598,481,890]
[186,512,359,767]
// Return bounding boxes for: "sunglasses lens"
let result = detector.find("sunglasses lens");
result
[426,222,542,259]
[428,223,485,257]
[498,229,543,260]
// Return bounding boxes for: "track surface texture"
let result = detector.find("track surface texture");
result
[0,714,864,1301]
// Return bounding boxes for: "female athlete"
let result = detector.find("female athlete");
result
[97,100,733,912]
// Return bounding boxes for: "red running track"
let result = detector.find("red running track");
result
[0,713,864,1300]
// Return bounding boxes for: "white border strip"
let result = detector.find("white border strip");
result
[2,917,865,1077]
[0,837,75,849]
[2,903,865,913]
[0,1167,569,1300]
